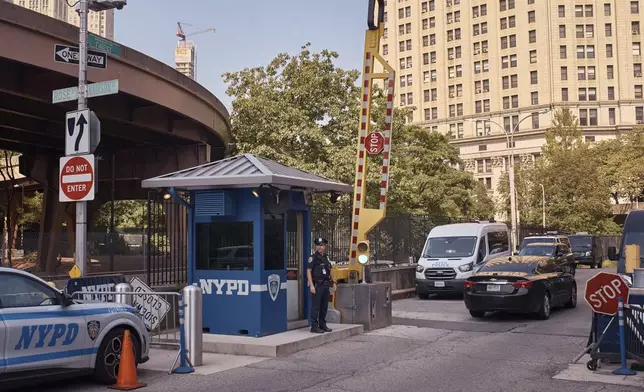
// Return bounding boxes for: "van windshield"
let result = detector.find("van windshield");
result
[422,236,477,258]
[569,236,592,249]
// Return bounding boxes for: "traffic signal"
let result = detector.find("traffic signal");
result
[357,240,370,265]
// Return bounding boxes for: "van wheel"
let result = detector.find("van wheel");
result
[417,293,429,300]
[469,310,485,318]
[94,328,140,385]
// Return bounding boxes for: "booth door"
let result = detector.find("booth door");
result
[287,211,305,321]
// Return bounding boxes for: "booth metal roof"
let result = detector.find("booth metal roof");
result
[141,154,353,193]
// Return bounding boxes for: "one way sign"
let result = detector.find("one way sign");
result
[54,44,107,70]
[65,109,101,156]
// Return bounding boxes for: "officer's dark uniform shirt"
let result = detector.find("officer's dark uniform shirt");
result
[308,252,332,285]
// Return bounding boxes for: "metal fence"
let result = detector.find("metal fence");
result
[72,289,185,373]
[626,304,644,362]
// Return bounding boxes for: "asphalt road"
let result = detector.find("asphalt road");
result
[35,267,642,392]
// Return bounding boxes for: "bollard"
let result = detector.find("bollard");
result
[182,285,203,367]
[612,297,637,376]
[114,283,133,306]
[173,293,195,374]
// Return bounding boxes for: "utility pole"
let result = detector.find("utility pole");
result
[75,0,90,275]
[540,183,546,228]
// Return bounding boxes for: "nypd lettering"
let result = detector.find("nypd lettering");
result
[199,279,250,296]
[80,283,117,301]
[14,323,79,350]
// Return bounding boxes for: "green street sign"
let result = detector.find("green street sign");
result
[88,34,121,57]
[52,80,120,104]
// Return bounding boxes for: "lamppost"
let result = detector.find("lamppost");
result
[539,183,545,229]
[471,108,551,252]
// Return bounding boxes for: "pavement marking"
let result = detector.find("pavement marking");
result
[553,358,644,388]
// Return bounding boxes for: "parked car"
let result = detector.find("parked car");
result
[463,254,577,320]
[415,222,511,298]
[519,232,570,251]
[569,232,604,268]
[518,242,576,276]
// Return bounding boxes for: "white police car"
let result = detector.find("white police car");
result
[0,267,149,388]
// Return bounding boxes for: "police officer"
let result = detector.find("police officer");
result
[307,237,335,333]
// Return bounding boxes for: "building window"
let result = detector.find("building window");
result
[562,88,569,101]
[636,85,643,99]
[605,23,612,37]
[528,11,535,23]
[383,44,388,55]
[636,63,643,77]
[638,107,644,123]
[530,71,538,84]
[634,42,642,56]
[561,66,568,80]
[607,44,613,57]
[585,136,596,142]
[560,46,567,59]
[609,108,616,125]
[511,95,519,108]
[531,91,539,105]
[530,50,537,63]
[559,25,566,38]
[608,86,615,100]
[532,112,539,129]
[632,1,640,14]
[605,3,611,16]
[578,67,586,80]
[558,5,565,17]
[529,30,536,43]
[424,109,431,121]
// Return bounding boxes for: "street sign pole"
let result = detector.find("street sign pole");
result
[76,0,89,276]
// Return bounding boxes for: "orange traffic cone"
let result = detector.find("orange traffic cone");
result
[109,330,146,391]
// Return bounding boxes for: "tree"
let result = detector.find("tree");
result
[93,200,147,232]
[496,164,540,225]
[0,150,19,266]
[223,44,481,217]
[595,128,644,203]
[469,182,496,220]
[531,109,618,233]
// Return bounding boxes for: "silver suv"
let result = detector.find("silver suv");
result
[519,232,570,251]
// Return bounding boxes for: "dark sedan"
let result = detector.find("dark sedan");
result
[463,255,577,320]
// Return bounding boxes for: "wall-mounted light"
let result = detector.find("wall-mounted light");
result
[252,187,261,198]
[330,192,341,204]
[163,192,172,200]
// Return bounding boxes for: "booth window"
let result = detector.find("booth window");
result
[264,214,285,270]
[196,221,254,271]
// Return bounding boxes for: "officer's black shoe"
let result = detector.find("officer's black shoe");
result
[320,325,332,332]
[310,327,325,333]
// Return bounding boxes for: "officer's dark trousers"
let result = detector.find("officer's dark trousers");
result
[311,284,330,329]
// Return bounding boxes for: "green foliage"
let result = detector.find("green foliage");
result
[497,108,619,234]
[595,128,644,203]
[469,182,496,220]
[223,43,487,218]
[17,191,43,227]
[93,200,147,231]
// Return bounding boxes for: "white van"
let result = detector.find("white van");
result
[415,222,511,298]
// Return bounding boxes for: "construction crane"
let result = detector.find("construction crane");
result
[176,22,215,41]
[332,0,395,287]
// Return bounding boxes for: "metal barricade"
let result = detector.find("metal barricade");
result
[72,288,194,374]
[625,304,644,362]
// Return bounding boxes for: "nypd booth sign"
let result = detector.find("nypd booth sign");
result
[198,274,287,300]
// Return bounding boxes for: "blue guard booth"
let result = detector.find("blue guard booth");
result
[141,154,351,337]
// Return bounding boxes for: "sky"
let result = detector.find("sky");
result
[114,0,368,110]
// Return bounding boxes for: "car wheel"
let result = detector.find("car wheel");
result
[94,328,140,385]
[597,260,602,269]
[565,284,577,308]
[591,262,596,269]
[417,293,430,300]
[469,310,485,318]
[537,292,551,320]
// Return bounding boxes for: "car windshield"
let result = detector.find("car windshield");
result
[519,245,554,256]
[422,236,477,258]
[570,236,592,249]
[478,260,537,273]
[520,237,555,248]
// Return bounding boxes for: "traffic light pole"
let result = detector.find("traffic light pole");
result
[75,0,89,276]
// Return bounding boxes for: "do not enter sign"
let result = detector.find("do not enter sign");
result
[59,154,96,202]
[585,272,630,315]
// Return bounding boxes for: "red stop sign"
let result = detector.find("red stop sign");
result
[366,132,385,155]
[585,272,630,315]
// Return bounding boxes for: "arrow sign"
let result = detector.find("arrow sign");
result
[65,109,101,156]
[54,44,107,70]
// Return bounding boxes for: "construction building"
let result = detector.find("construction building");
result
[175,41,197,80]
[382,0,644,215]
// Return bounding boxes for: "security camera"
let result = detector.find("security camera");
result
[88,0,126,12]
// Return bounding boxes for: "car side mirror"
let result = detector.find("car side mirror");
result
[61,293,74,307]
[608,246,618,261]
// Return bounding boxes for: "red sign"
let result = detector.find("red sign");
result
[366,132,385,155]
[59,155,95,202]
[585,272,630,315]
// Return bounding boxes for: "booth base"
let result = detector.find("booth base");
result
[200,323,363,357]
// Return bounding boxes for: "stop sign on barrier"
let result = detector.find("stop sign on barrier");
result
[585,272,630,316]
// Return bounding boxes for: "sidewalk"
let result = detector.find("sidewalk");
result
[553,354,644,388]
